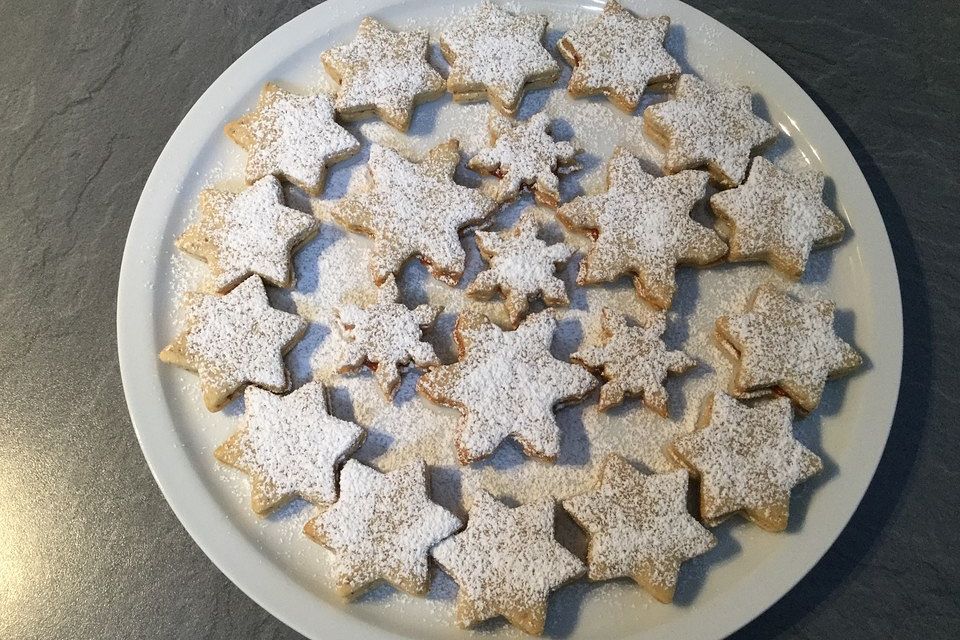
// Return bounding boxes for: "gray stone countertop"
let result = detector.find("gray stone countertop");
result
[0,1,957,638]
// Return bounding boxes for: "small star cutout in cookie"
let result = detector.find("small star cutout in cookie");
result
[440,1,560,116]
[644,74,778,187]
[557,1,681,112]
[572,307,694,416]
[304,459,462,598]
[417,310,597,464]
[321,17,445,131]
[214,381,364,514]
[468,112,580,208]
[710,157,846,278]
[159,276,306,411]
[431,490,585,635]
[556,147,726,309]
[467,211,575,327]
[562,454,715,603]
[670,392,822,531]
[336,274,441,398]
[177,176,319,293]
[225,83,360,196]
[716,285,862,413]
[330,141,497,286]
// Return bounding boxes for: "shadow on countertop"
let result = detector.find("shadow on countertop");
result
[730,82,931,639]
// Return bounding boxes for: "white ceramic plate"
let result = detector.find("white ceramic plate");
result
[118,1,902,638]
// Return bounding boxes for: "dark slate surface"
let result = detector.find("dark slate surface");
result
[0,1,957,638]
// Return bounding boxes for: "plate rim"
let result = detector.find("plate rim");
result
[117,1,904,638]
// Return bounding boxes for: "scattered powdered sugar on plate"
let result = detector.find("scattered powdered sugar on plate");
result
[159,0,846,625]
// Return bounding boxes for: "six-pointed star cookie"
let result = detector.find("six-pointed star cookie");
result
[177,176,319,293]
[710,157,846,278]
[417,310,597,464]
[330,141,497,286]
[304,459,462,598]
[159,276,306,411]
[321,17,445,131]
[336,274,441,398]
[562,454,715,603]
[556,147,727,309]
[716,285,862,413]
[214,381,364,514]
[440,1,560,116]
[467,211,575,327]
[557,1,681,112]
[644,74,778,187]
[468,111,580,208]
[670,392,822,532]
[572,307,694,415]
[225,83,360,196]
[431,490,585,635]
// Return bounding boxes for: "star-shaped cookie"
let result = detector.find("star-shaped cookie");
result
[336,274,441,398]
[417,310,597,464]
[225,83,360,196]
[572,307,695,416]
[716,285,862,413]
[710,157,846,278]
[214,381,364,514]
[562,454,715,603]
[330,141,497,286]
[304,459,462,598]
[177,176,319,293]
[440,1,560,116]
[557,1,681,112]
[431,490,585,635]
[467,211,575,327]
[468,111,579,208]
[644,74,778,187]
[556,147,727,309]
[670,392,822,531]
[321,17,445,131]
[159,276,306,411]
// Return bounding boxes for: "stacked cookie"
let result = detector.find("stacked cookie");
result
[160,1,862,635]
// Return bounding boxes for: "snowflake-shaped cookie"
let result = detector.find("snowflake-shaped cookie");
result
[562,454,715,603]
[214,381,364,514]
[177,176,318,293]
[321,17,445,131]
[670,392,822,531]
[417,310,597,464]
[225,83,360,196]
[710,157,846,277]
[572,307,694,416]
[468,112,579,208]
[556,147,727,309]
[304,459,462,598]
[467,211,574,327]
[557,1,680,112]
[336,274,440,398]
[330,141,497,286]
[159,276,306,411]
[716,285,862,413]
[431,490,585,635]
[644,74,778,187]
[440,1,560,116]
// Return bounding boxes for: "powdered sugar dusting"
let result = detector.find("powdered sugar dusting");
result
[305,459,462,596]
[670,392,822,528]
[562,456,715,596]
[710,156,845,277]
[222,382,364,508]
[557,1,680,111]
[232,85,360,194]
[644,74,778,186]
[557,147,727,309]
